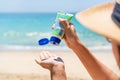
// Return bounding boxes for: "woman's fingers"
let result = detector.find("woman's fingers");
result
[59,19,69,31]
[39,51,56,61]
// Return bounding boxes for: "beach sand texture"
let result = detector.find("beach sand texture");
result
[0,50,119,80]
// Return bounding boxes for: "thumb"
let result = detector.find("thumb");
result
[35,59,41,64]
[59,19,69,31]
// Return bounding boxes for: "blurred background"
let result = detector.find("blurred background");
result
[0,0,115,51]
[0,0,119,80]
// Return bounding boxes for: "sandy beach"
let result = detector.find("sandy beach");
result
[0,49,119,80]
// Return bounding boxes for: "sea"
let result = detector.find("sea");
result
[0,13,111,51]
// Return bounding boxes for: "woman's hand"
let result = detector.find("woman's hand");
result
[35,51,67,80]
[35,51,64,71]
[59,19,80,49]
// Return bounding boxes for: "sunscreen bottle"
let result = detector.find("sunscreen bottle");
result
[50,12,73,45]
[38,12,73,46]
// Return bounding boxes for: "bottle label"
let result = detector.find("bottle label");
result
[52,28,64,38]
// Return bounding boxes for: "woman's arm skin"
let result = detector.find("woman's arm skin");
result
[60,20,120,80]
[112,41,120,69]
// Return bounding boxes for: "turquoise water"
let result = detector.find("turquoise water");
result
[0,13,110,51]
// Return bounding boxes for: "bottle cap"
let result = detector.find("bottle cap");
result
[38,38,49,45]
[50,36,61,45]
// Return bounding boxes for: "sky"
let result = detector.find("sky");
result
[0,0,115,13]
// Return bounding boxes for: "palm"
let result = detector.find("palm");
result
[35,51,64,70]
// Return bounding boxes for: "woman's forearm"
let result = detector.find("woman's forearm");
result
[72,41,119,80]
[50,64,67,80]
